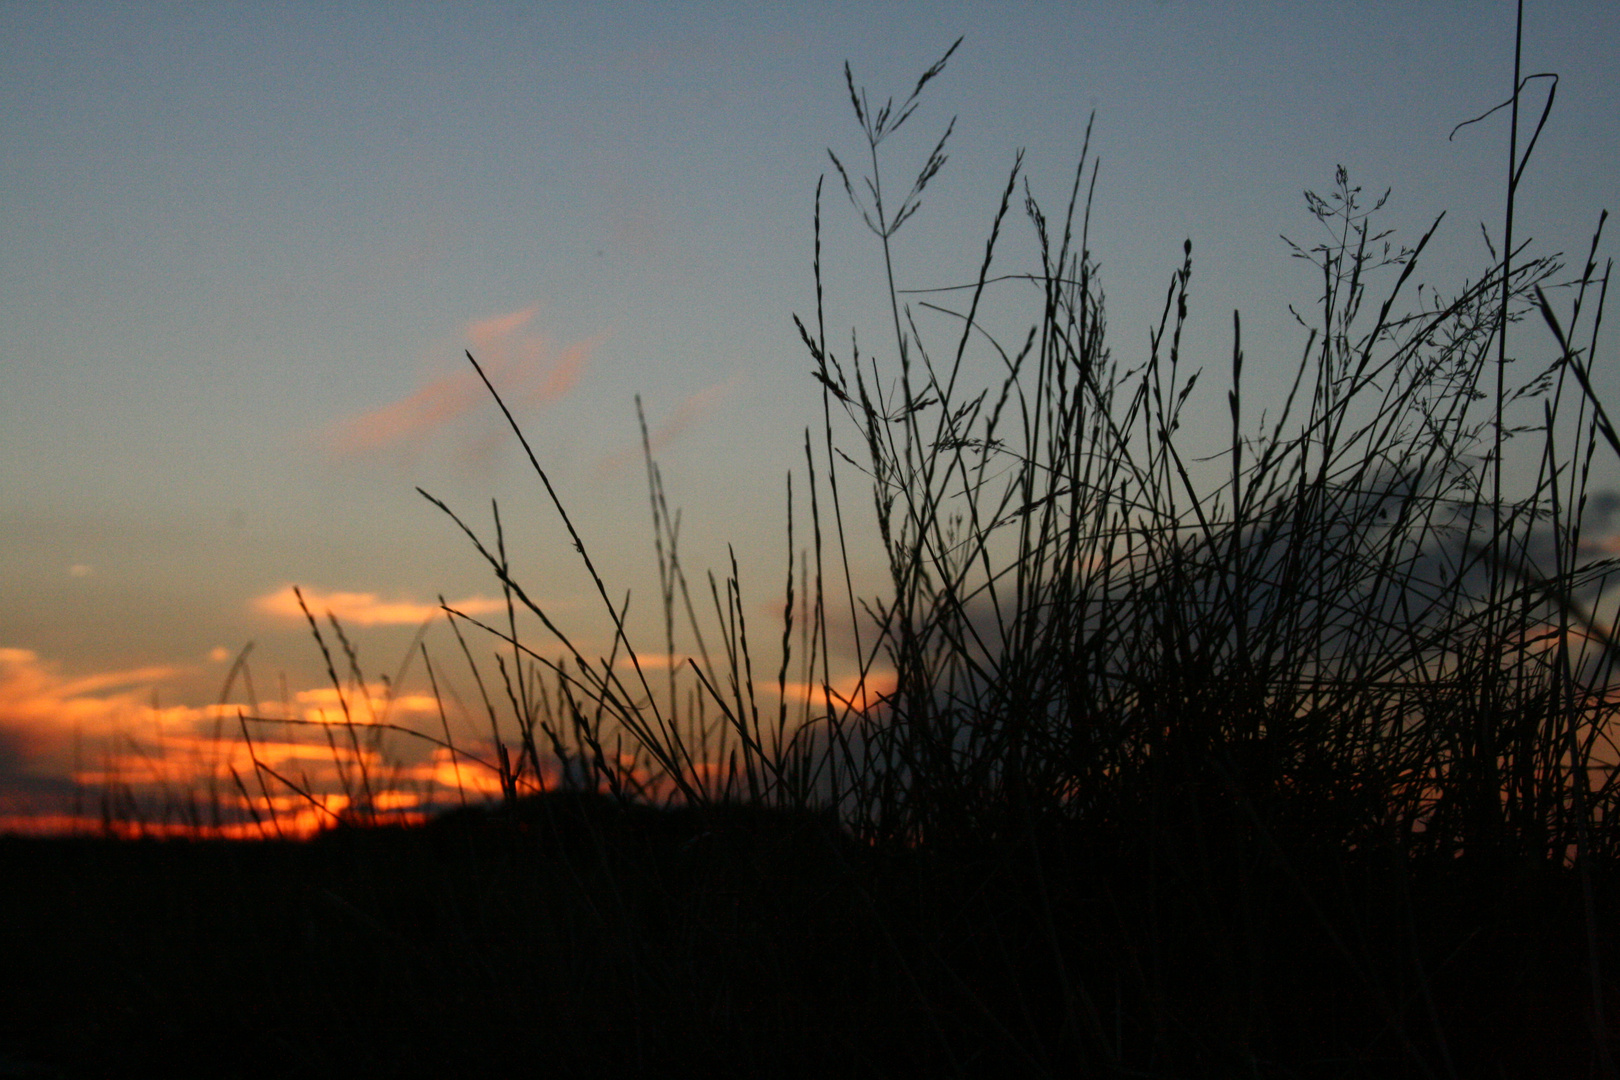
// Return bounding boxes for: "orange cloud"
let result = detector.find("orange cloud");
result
[5,637,855,837]
[615,652,698,672]
[0,647,185,745]
[2,647,523,836]
[0,648,202,827]
[288,684,445,727]
[324,307,605,458]
[1581,533,1620,556]
[253,585,507,627]
[777,671,897,715]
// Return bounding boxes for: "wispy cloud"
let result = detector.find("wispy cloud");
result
[323,306,606,461]
[599,375,741,474]
[253,585,507,627]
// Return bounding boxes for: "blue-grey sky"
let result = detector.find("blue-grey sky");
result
[2,0,1616,825]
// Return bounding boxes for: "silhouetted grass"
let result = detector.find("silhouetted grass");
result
[5,14,1618,1079]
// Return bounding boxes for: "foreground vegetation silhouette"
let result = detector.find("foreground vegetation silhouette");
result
[4,17,1618,1079]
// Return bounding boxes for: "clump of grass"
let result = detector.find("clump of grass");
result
[368,26,1615,1070]
[58,12,1619,1078]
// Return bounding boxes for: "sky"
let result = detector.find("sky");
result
[3,0,1618,832]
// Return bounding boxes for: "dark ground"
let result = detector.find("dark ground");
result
[2,793,1615,1078]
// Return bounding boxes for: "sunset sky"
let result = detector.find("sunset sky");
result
[3,1,1618,830]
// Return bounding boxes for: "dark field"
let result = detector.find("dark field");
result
[2,795,1615,1078]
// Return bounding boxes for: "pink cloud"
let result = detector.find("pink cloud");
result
[324,307,605,459]
[599,376,741,474]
